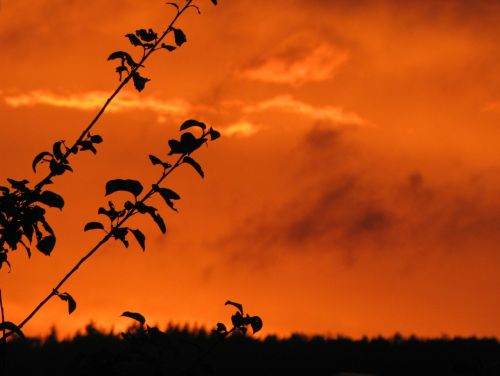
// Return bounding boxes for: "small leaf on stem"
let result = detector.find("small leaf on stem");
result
[149,155,163,166]
[36,235,56,256]
[0,322,24,339]
[132,71,150,92]
[56,292,77,315]
[180,119,206,131]
[183,156,204,178]
[125,33,143,46]
[84,222,104,232]
[38,190,65,210]
[209,128,221,141]
[249,316,263,334]
[52,141,65,161]
[32,151,53,173]
[225,300,244,314]
[171,27,186,46]
[161,43,176,52]
[90,135,103,144]
[130,229,146,251]
[121,311,146,326]
[105,179,143,197]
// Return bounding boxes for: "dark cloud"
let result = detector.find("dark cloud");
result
[302,123,343,151]
[216,121,500,265]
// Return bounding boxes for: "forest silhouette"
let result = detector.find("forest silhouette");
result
[3,325,500,376]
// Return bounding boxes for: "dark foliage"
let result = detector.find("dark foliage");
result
[2,326,499,376]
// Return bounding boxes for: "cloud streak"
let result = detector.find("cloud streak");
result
[3,90,191,117]
[243,95,366,126]
[239,42,348,86]
[222,121,259,137]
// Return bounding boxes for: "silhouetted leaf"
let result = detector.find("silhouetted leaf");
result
[112,227,129,248]
[84,222,104,232]
[161,43,176,51]
[231,311,245,327]
[49,159,66,175]
[171,27,186,46]
[225,300,244,314]
[0,253,11,271]
[132,71,150,92]
[153,185,180,212]
[168,132,205,156]
[166,2,179,11]
[116,65,129,81]
[36,235,56,256]
[121,311,146,326]
[153,185,180,200]
[38,190,64,209]
[182,132,205,154]
[188,4,201,14]
[153,184,181,211]
[53,141,65,161]
[135,202,156,215]
[215,322,226,333]
[108,51,127,61]
[105,179,143,197]
[209,128,221,141]
[130,229,146,251]
[125,33,143,46]
[107,51,139,67]
[183,156,204,178]
[7,178,29,191]
[149,155,163,166]
[180,119,206,131]
[90,135,103,144]
[152,212,166,234]
[168,139,183,155]
[249,316,263,334]
[136,28,157,42]
[57,292,77,314]
[78,140,97,154]
[32,151,52,172]
[0,322,24,339]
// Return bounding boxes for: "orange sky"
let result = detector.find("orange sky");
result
[1,0,500,339]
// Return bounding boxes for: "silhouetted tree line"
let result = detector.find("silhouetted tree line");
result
[2,324,499,376]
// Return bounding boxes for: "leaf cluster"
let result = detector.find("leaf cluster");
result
[84,121,219,255]
[213,301,263,337]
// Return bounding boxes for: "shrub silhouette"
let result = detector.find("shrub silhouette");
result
[0,0,262,370]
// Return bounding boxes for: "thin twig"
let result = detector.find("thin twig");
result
[0,290,5,338]
[0,289,6,375]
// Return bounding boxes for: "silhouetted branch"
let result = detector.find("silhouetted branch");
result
[4,128,214,339]
[34,0,194,192]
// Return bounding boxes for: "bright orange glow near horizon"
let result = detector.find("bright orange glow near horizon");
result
[1,0,500,340]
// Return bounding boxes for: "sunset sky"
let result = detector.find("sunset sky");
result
[1,0,500,339]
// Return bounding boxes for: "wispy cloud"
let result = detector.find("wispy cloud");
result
[3,90,191,117]
[243,95,366,126]
[482,101,500,112]
[222,121,259,137]
[239,43,348,86]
